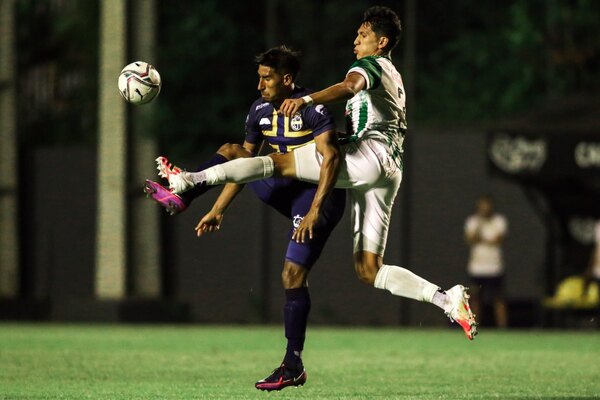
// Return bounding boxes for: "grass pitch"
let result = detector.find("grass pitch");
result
[0,324,598,399]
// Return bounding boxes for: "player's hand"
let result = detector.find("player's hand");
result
[195,210,224,237]
[292,208,320,243]
[279,98,306,118]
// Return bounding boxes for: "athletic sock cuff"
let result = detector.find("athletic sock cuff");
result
[422,284,440,303]
[374,264,390,290]
[260,156,274,177]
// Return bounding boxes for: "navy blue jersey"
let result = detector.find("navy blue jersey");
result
[245,86,335,153]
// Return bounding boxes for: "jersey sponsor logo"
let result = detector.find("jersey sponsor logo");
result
[259,117,271,126]
[290,113,303,131]
[256,102,269,110]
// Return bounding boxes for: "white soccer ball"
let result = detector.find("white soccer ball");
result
[118,61,161,105]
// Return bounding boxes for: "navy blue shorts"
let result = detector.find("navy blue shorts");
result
[471,275,504,304]
[249,177,345,269]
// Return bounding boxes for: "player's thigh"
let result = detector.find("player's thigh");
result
[249,178,293,217]
[269,152,297,178]
[285,183,346,268]
[342,140,390,188]
[291,143,324,184]
[291,143,353,188]
[350,169,402,256]
[292,141,388,189]
[290,181,346,230]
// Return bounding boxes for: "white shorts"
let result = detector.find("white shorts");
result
[293,138,402,255]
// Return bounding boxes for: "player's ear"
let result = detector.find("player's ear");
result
[378,36,389,51]
[283,73,293,86]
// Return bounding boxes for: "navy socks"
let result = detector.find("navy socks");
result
[283,287,311,368]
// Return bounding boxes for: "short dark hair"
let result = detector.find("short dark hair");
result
[254,45,301,80]
[362,6,402,52]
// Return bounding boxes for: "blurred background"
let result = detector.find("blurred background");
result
[1,0,599,328]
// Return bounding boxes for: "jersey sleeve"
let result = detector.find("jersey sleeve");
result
[347,56,383,90]
[244,102,262,144]
[496,215,508,235]
[302,104,336,137]
[465,216,478,235]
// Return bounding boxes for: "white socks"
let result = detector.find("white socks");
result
[431,290,450,311]
[190,156,274,185]
[374,264,440,304]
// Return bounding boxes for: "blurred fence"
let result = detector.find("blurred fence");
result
[2,0,600,327]
[3,128,546,326]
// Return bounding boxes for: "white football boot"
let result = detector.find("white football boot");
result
[444,285,478,340]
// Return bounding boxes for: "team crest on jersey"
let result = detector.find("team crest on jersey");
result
[292,214,303,230]
[290,113,303,131]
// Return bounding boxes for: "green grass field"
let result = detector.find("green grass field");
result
[0,324,598,399]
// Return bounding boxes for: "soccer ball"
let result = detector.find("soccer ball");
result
[118,61,161,105]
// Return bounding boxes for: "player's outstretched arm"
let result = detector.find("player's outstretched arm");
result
[292,130,341,243]
[195,207,224,236]
[279,73,366,117]
[195,141,261,237]
[195,183,244,237]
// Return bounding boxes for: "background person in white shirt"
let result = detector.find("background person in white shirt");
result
[465,194,508,328]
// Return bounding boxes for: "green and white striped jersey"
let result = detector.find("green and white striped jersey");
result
[344,55,407,169]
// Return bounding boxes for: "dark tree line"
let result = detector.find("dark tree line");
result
[14,0,600,157]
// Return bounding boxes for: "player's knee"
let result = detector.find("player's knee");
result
[354,252,381,285]
[217,143,247,160]
[269,153,294,178]
[354,260,378,285]
[282,262,308,289]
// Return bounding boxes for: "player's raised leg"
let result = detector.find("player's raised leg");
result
[157,149,302,194]
[145,143,252,214]
[350,173,478,340]
[353,250,478,340]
